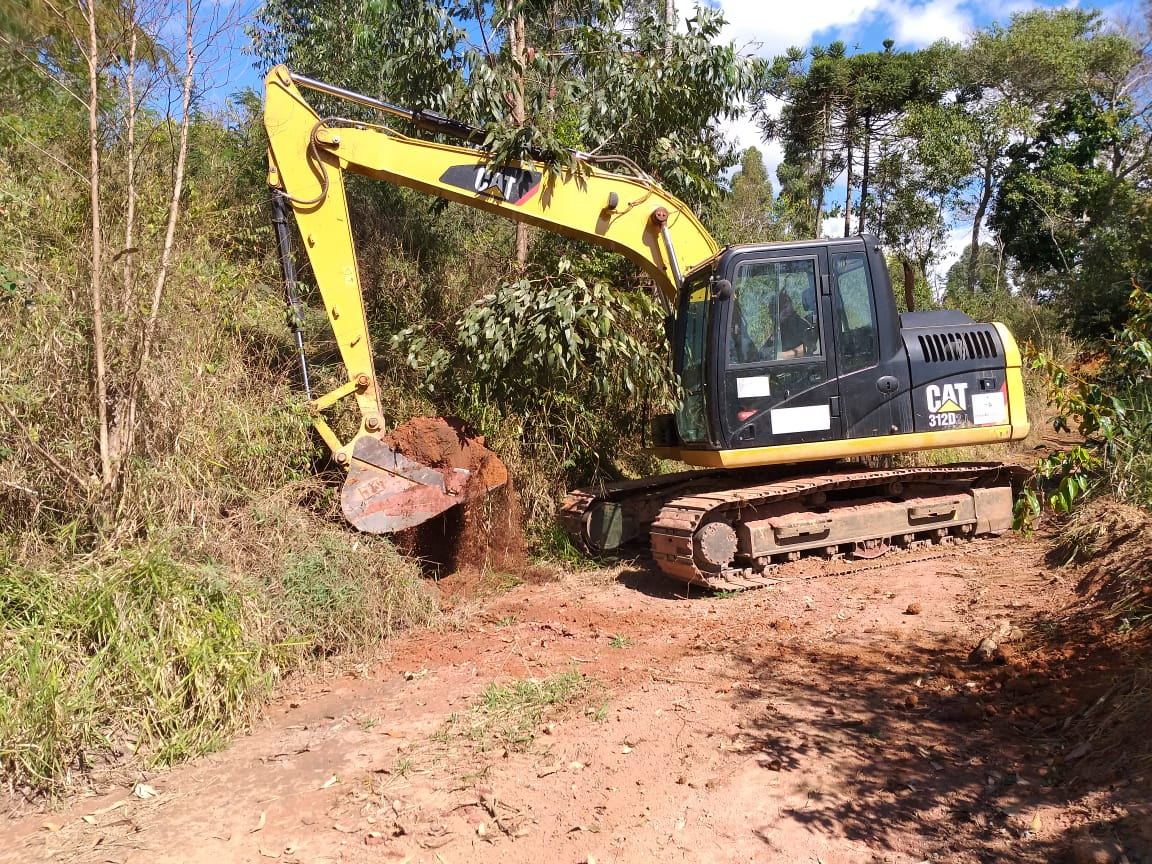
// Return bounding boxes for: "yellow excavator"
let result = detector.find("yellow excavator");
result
[264,65,1030,590]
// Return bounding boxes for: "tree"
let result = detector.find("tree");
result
[758,41,849,236]
[0,0,242,530]
[949,8,1136,294]
[250,0,760,257]
[870,143,947,311]
[757,40,945,239]
[943,242,1003,303]
[712,146,780,244]
[992,92,1151,336]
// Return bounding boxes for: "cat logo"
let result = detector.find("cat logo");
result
[439,164,543,205]
[926,382,969,429]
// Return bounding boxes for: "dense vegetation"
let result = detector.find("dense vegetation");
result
[1,0,1149,792]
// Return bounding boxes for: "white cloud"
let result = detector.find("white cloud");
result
[821,215,844,239]
[716,0,886,59]
[719,114,786,184]
[936,225,973,281]
[888,0,976,45]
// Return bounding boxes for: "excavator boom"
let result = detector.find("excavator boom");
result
[264,65,719,533]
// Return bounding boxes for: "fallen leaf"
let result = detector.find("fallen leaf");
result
[258,847,281,859]
[133,783,159,799]
[332,823,357,834]
[320,775,339,789]
[252,811,267,833]
[91,800,127,817]
[82,815,96,825]
[41,822,64,833]
[620,746,632,754]
[1030,812,1042,833]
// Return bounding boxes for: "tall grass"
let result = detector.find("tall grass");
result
[0,528,435,792]
[0,549,272,786]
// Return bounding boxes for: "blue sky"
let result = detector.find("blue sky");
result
[716,0,1138,172]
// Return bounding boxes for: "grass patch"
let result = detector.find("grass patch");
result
[0,517,438,793]
[269,533,436,656]
[435,670,590,754]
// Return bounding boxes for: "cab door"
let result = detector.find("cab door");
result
[828,248,914,438]
[717,248,842,449]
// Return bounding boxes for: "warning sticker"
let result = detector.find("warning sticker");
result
[971,391,1007,425]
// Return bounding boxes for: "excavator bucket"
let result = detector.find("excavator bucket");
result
[341,417,509,533]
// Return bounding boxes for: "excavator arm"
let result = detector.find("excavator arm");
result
[263,65,720,532]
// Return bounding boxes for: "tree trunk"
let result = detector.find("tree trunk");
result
[120,14,137,315]
[967,159,994,293]
[902,257,917,312]
[815,105,828,237]
[857,109,871,234]
[664,0,675,56]
[843,124,853,238]
[507,3,529,269]
[121,0,197,471]
[86,0,111,489]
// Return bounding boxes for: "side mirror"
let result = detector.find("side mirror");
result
[712,278,733,301]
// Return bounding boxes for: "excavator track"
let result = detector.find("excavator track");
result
[564,463,1020,592]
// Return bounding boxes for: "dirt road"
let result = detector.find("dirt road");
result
[4,534,1150,864]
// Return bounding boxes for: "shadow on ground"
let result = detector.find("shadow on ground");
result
[725,617,1151,863]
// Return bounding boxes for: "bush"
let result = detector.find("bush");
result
[1016,283,1152,527]
[0,549,272,787]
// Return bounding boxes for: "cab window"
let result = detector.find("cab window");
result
[728,258,821,365]
[831,252,878,373]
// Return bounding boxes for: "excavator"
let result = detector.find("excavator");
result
[264,65,1030,591]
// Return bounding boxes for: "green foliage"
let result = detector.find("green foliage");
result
[274,536,427,656]
[393,261,672,483]
[759,40,948,238]
[0,520,434,791]
[1015,284,1152,530]
[713,147,782,245]
[993,93,1151,338]
[569,3,762,208]
[251,0,759,209]
[0,11,443,795]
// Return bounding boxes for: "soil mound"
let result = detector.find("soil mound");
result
[1057,497,1152,610]
[386,416,527,578]
[384,416,500,477]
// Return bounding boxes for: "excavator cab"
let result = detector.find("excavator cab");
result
[663,234,1025,466]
